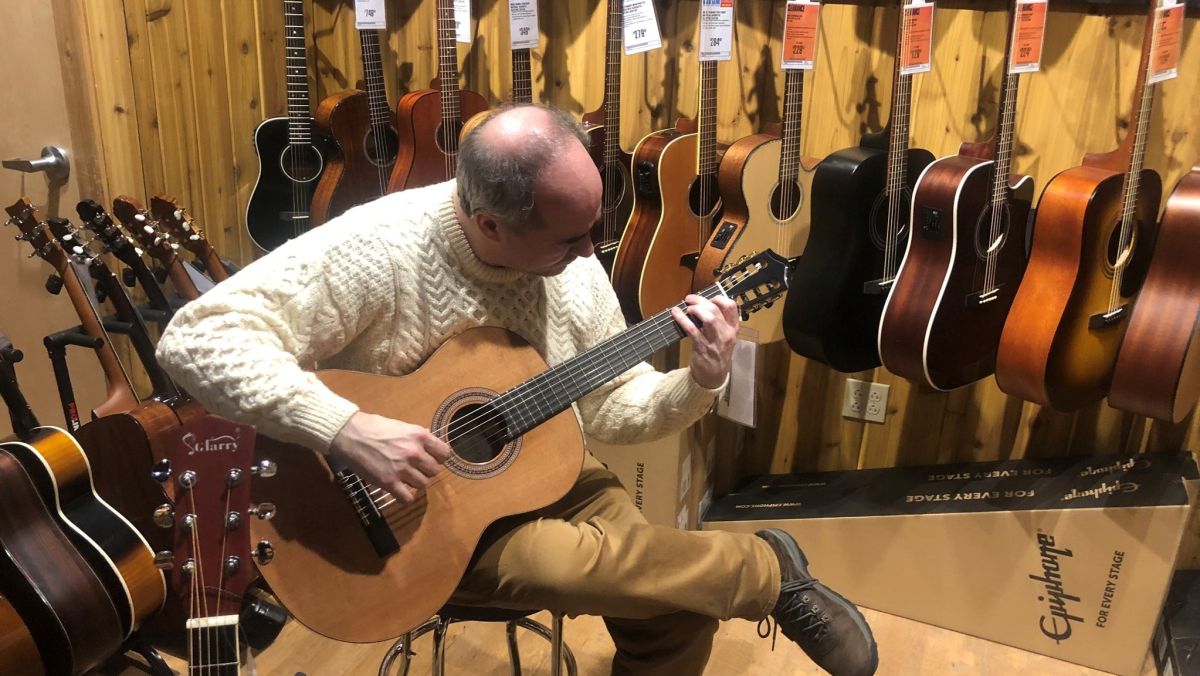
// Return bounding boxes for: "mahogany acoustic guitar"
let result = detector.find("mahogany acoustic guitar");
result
[782,6,934,372]
[995,0,1166,411]
[0,592,42,674]
[112,195,211,301]
[387,0,489,192]
[1108,166,1200,422]
[694,63,818,344]
[878,1,1033,390]
[309,28,401,226]
[150,195,232,283]
[247,251,790,643]
[76,200,175,316]
[581,0,634,274]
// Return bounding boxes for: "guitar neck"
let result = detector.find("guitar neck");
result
[187,616,240,675]
[1118,0,1162,223]
[60,259,140,410]
[284,0,314,145]
[697,59,719,179]
[884,8,915,197]
[359,30,393,142]
[436,0,463,125]
[512,48,532,103]
[989,0,1024,208]
[498,283,725,439]
[601,0,623,171]
[777,69,805,184]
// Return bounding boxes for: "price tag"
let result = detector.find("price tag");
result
[354,0,387,30]
[700,0,735,62]
[508,0,539,50]
[1149,0,1183,84]
[454,0,472,44]
[781,0,820,71]
[1009,0,1046,74]
[624,0,663,55]
[899,0,934,75]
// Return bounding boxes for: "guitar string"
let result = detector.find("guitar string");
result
[342,280,747,508]
[884,9,907,284]
[602,0,621,248]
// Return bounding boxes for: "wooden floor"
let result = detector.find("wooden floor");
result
[120,607,1153,675]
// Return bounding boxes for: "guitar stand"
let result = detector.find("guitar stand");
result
[119,631,174,676]
[44,327,103,431]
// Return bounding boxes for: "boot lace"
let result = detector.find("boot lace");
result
[758,578,831,651]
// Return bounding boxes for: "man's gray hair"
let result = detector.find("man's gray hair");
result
[457,104,591,231]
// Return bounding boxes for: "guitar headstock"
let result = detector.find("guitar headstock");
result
[156,415,271,660]
[4,198,65,268]
[113,196,179,261]
[716,249,792,319]
[150,194,207,256]
[77,200,145,268]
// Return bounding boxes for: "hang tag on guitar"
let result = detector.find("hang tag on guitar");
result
[1149,0,1183,84]
[624,0,663,55]
[717,337,756,428]
[354,0,387,30]
[1009,0,1046,74]
[781,0,820,71]
[508,0,539,50]
[899,0,935,75]
[700,0,735,62]
[454,0,472,44]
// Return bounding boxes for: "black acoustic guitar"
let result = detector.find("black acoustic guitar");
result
[782,5,934,372]
[246,0,335,252]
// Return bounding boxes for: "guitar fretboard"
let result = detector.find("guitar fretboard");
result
[881,5,919,282]
[187,615,240,676]
[284,0,313,146]
[697,60,719,179]
[602,0,624,173]
[437,0,463,128]
[512,48,533,103]
[359,30,392,136]
[778,69,805,184]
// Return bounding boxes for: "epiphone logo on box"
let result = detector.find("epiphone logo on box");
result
[1030,531,1084,643]
[1059,480,1139,502]
[182,431,239,456]
[1077,457,1149,477]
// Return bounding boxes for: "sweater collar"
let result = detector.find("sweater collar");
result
[435,182,526,284]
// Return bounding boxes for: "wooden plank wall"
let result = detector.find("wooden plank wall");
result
[68,1,1200,481]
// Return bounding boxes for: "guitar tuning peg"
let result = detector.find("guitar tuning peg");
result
[121,268,137,288]
[254,540,275,565]
[154,550,174,570]
[153,503,175,529]
[151,458,172,483]
[133,213,146,223]
[44,274,63,295]
[251,459,277,478]
[249,503,276,521]
[173,209,183,220]
[224,556,242,576]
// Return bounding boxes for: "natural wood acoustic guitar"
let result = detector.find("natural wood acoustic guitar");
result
[76,200,175,316]
[995,0,1167,411]
[387,0,489,192]
[150,195,232,283]
[248,251,790,643]
[1108,166,1200,422]
[878,0,1033,390]
[112,195,211,301]
[781,5,934,372]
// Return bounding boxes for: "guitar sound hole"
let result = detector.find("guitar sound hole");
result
[973,204,1010,260]
[769,180,803,222]
[687,175,721,219]
[868,187,913,251]
[364,127,400,167]
[1105,220,1138,272]
[435,121,465,156]
[447,402,508,465]
[279,145,324,183]
[601,165,628,212]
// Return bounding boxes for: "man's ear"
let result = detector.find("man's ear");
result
[473,212,504,243]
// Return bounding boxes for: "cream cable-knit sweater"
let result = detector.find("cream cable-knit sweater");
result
[156,181,721,452]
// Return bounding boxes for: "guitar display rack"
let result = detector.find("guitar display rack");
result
[42,304,173,431]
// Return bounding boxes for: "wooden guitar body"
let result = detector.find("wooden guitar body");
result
[0,593,42,675]
[782,139,934,372]
[3,427,165,638]
[310,90,385,226]
[695,134,816,343]
[1109,168,1200,421]
[610,129,679,324]
[246,116,336,251]
[879,154,1033,389]
[583,118,635,274]
[0,447,123,675]
[249,327,584,643]
[995,164,1161,410]
[386,84,489,192]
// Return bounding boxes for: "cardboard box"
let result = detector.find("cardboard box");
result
[703,452,1199,675]
[1154,570,1200,675]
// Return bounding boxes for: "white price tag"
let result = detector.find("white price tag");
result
[454,0,472,44]
[508,0,539,50]
[781,0,820,71]
[623,0,663,55]
[716,337,756,427]
[354,0,387,30]
[1148,0,1184,85]
[700,0,735,62]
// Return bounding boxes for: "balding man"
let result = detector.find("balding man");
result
[157,105,876,675]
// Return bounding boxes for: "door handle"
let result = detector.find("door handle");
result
[3,146,70,181]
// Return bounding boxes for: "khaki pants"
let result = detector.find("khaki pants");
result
[451,452,782,675]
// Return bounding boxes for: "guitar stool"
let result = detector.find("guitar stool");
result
[378,604,578,676]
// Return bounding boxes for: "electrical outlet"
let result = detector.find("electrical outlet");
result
[842,379,889,424]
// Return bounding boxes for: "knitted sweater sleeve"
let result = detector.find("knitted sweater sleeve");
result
[155,220,395,451]
[575,269,722,444]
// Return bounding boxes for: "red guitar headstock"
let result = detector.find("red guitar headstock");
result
[113,195,180,262]
[157,414,271,656]
[149,194,208,258]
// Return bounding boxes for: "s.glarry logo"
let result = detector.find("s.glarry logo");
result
[183,431,240,456]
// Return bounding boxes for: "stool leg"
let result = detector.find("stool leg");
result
[432,617,450,676]
[503,620,523,675]
[399,632,413,676]
[550,614,563,676]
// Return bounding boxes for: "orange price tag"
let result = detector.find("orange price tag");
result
[1149,3,1183,84]
[782,1,821,70]
[1009,0,1047,74]
[900,1,935,75]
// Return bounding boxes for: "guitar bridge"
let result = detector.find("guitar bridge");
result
[332,463,399,557]
[966,286,1002,307]
[1088,305,1128,330]
[862,277,894,295]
